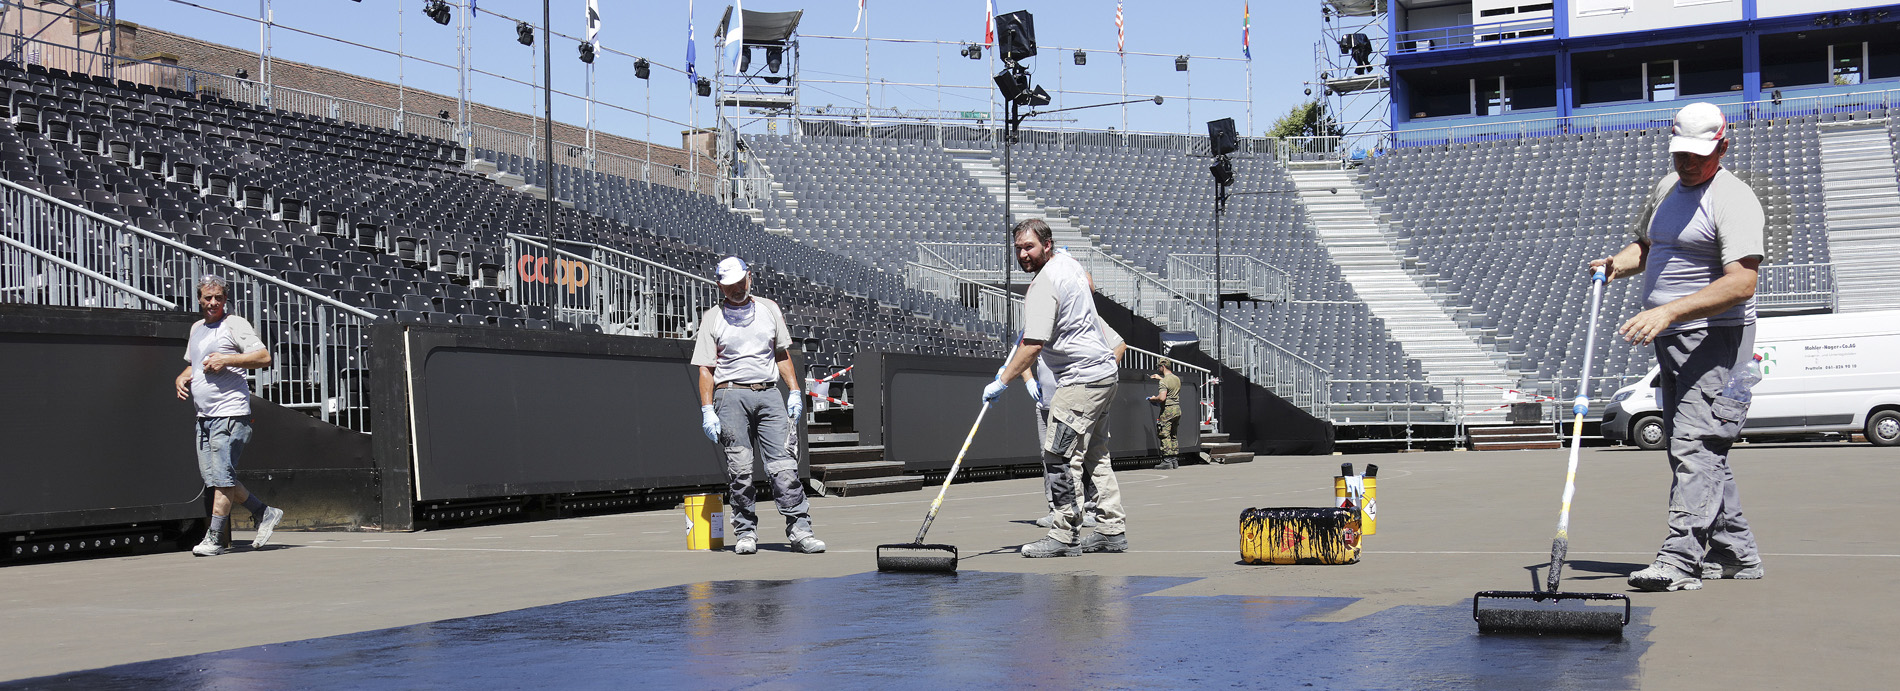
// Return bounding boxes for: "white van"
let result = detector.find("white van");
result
[1601,310,1900,449]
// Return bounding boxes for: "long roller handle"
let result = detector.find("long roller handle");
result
[912,400,991,544]
[1548,267,1608,593]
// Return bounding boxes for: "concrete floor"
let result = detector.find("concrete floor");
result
[2,443,1895,689]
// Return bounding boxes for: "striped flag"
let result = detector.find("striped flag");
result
[854,0,865,33]
[1115,1,1125,53]
[727,0,746,72]
[984,0,995,46]
[1242,3,1251,60]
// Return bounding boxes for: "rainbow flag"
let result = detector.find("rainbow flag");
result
[1242,3,1251,60]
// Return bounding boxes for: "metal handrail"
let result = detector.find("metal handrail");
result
[0,233,175,309]
[1075,247,1329,373]
[0,178,378,320]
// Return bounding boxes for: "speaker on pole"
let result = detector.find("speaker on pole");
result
[995,11,1037,62]
[1207,117,1239,157]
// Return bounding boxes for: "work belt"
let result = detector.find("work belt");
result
[715,381,776,391]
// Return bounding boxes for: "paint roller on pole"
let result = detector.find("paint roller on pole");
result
[876,345,1018,573]
[1473,266,1630,636]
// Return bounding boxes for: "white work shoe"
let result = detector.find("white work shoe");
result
[792,536,827,554]
[252,507,284,549]
[733,536,758,555]
[1628,562,1702,592]
[191,530,226,557]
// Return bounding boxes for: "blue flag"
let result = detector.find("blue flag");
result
[686,0,698,84]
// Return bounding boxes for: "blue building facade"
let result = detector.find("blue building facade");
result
[1388,1,1900,137]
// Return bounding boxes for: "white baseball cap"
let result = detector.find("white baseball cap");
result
[715,256,749,286]
[1669,102,1727,156]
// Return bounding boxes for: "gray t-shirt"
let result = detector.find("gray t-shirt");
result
[1022,252,1118,387]
[1633,168,1765,335]
[1032,318,1121,410]
[691,296,793,385]
[184,315,266,417]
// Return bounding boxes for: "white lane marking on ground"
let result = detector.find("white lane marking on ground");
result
[640,531,669,535]
[362,539,389,542]
[822,474,1173,509]
[583,533,615,537]
[530,535,558,538]
[418,538,447,541]
[301,545,876,554]
[473,536,502,540]
[851,520,881,524]
[1154,483,1189,488]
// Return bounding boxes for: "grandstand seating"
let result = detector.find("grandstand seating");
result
[1008,143,1430,401]
[1361,117,1832,396]
[1,60,1006,395]
[748,135,1004,269]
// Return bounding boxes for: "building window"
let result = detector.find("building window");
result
[1831,43,1866,86]
[1647,60,1679,101]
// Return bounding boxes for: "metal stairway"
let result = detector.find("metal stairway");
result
[1288,164,1518,423]
[1817,119,1900,312]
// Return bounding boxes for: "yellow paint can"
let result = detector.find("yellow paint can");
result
[684,493,725,550]
[1334,475,1378,535]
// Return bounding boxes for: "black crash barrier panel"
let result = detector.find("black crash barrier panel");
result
[853,352,1196,472]
[370,322,808,527]
[0,305,377,547]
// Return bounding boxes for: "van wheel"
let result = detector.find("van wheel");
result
[1868,410,1900,447]
[1633,415,1667,451]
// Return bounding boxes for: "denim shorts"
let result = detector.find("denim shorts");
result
[195,416,253,488]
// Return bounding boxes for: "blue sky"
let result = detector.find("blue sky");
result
[121,1,1323,144]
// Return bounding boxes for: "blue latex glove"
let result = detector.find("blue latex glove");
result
[1027,381,1044,407]
[982,379,1009,403]
[701,404,720,443]
[787,389,804,420]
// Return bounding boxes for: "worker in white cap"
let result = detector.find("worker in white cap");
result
[1592,101,1765,592]
[691,256,824,555]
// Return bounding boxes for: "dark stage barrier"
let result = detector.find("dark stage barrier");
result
[853,352,1197,472]
[372,324,807,520]
[0,305,376,537]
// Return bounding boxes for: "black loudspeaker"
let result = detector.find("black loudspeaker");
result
[1207,118,1239,156]
[995,10,1037,62]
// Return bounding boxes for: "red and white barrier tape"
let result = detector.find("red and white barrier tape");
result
[813,365,854,384]
[804,390,854,408]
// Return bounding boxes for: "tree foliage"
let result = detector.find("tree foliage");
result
[1267,100,1344,139]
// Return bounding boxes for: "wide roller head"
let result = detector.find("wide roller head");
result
[876,543,960,573]
[1473,591,1629,636]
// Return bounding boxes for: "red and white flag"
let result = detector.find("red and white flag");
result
[984,0,995,46]
[1115,1,1125,53]
[853,0,866,33]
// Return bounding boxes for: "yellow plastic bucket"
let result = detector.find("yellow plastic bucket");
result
[1239,507,1362,565]
[684,493,725,550]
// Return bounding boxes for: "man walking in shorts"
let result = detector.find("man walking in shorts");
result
[175,275,283,557]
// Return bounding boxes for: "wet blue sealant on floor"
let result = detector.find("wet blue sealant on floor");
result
[9,571,1651,690]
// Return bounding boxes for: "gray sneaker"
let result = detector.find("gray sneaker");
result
[1628,563,1703,592]
[733,536,757,555]
[792,535,827,554]
[191,530,226,557]
[1077,532,1128,553]
[1020,537,1080,558]
[1699,561,1765,580]
[252,507,284,549]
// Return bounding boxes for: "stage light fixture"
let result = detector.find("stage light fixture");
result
[962,44,983,60]
[236,68,248,80]
[516,22,534,46]
[1175,56,1189,71]
[993,70,1029,102]
[579,41,595,64]
[740,46,752,72]
[438,109,450,119]
[1209,158,1234,187]
[1074,49,1086,66]
[995,11,1037,63]
[423,0,452,26]
[766,47,784,73]
[1025,85,1051,107]
[696,77,712,97]
[634,58,650,79]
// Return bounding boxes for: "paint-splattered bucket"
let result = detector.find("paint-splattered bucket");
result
[1238,507,1362,565]
[684,493,725,550]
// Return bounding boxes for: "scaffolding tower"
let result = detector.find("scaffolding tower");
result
[1314,0,1390,158]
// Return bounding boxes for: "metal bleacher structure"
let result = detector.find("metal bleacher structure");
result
[0,57,1012,436]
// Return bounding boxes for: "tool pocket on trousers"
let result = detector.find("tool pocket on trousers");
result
[1044,407,1090,457]
[1704,393,1748,441]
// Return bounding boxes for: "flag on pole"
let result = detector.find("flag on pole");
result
[854,0,866,33]
[1242,3,1251,60]
[686,0,698,84]
[470,0,478,17]
[727,0,746,73]
[984,0,995,46]
[587,0,602,49]
[1115,1,1125,53]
